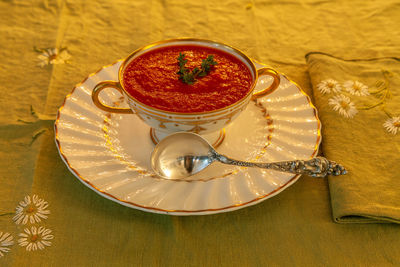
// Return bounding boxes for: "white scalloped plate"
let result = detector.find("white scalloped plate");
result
[55,60,321,215]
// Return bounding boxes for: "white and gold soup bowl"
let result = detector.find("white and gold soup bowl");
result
[91,38,280,140]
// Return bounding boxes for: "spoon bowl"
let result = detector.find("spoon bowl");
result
[151,132,215,179]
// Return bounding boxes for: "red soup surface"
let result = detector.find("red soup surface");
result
[122,45,253,113]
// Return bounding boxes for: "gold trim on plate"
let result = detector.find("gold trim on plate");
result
[54,59,321,214]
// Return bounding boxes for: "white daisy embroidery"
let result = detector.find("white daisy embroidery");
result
[316,79,342,94]
[0,232,14,257]
[18,226,54,251]
[13,195,50,225]
[37,48,71,67]
[328,94,358,118]
[343,80,370,96]
[383,117,400,135]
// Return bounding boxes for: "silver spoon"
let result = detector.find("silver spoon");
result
[151,132,347,180]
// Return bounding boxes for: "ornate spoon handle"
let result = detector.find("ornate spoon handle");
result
[214,154,347,177]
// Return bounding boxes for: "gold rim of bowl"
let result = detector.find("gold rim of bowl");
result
[118,37,258,115]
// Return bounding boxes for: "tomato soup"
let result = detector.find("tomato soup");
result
[122,45,253,113]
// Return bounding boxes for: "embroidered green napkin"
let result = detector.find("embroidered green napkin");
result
[306,52,400,223]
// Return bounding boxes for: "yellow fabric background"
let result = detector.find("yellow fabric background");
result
[0,0,399,266]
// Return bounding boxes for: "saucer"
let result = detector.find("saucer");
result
[55,60,321,215]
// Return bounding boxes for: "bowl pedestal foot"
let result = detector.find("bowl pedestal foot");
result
[150,128,226,148]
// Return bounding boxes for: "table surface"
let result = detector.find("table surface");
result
[0,0,399,266]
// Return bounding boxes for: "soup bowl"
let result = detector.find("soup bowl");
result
[92,38,280,135]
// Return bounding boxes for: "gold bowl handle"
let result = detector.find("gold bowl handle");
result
[252,67,281,99]
[92,81,134,114]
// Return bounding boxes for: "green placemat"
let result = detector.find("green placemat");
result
[306,52,400,223]
[1,0,400,265]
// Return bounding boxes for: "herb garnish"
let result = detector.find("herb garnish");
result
[177,53,218,85]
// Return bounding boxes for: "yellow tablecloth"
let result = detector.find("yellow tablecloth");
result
[0,0,399,266]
